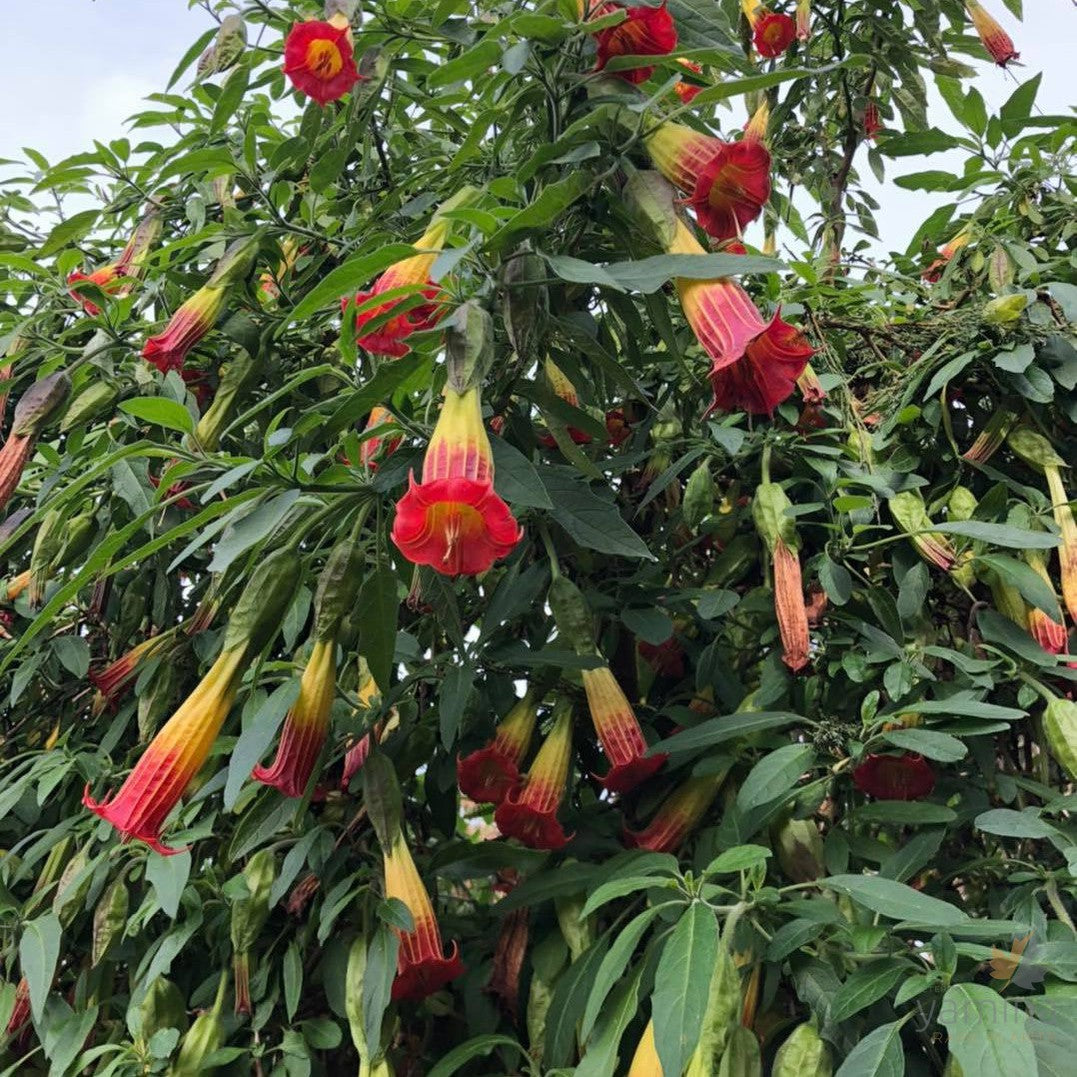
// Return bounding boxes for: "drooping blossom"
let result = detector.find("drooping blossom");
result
[340,658,383,791]
[667,218,812,414]
[889,491,957,572]
[1026,554,1067,655]
[0,372,71,514]
[84,643,247,854]
[796,363,826,404]
[965,1,1019,67]
[624,770,728,851]
[1045,465,1077,624]
[90,634,171,710]
[391,383,522,576]
[742,1,796,58]
[674,59,704,103]
[383,831,464,1000]
[457,693,539,805]
[923,228,970,283]
[253,639,336,798]
[343,218,450,357]
[581,664,666,793]
[606,408,632,446]
[68,206,161,316]
[282,19,360,105]
[495,700,574,850]
[853,753,936,801]
[539,359,593,447]
[963,409,1014,464]
[645,102,771,241]
[488,908,528,1020]
[593,2,678,84]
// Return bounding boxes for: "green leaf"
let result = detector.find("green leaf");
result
[835,1018,908,1076]
[490,437,553,509]
[542,469,653,560]
[439,665,473,749]
[577,968,643,1077]
[357,562,399,694]
[39,209,99,258]
[427,39,502,89]
[935,521,1058,549]
[362,926,398,1062]
[830,962,908,1023]
[881,729,968,762]
[736,744,815,812]
[656,712,803,756]
[652,903,720,1077]
[210,60,250,134]
[51,635,90,678]
[766,918,827,961]
[703,844,771,875]
[20,913,61,1022]
[822,875,968,926]
[579,876,675,920]
[427,1036,527,1077]
[852,802,957,825]
[487,172,592,253]
[225,679,300,810]
[283,941,303,1023]
[145,850,191,920]
[975,808,1060,840]
[975,553,1062,620]
[544,937,611,1067]
[119,397,195,434]
[326,355,430,436]
[879,129,962,157]
[939,984,1037,1077]
[288,244,417,323]
[545,251,783,295]
[207,490,301,573]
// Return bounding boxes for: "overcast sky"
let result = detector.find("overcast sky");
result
[0,1,1071,255]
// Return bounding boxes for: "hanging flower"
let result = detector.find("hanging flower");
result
[539,359,593,447]
[796,363,826,404]
[1026,554,1067,655]
[84,644,247,854]
[391,384,522,576]
[674,59,704,103]
[853,753,936,801]
[0,432,34,513]
[743,2,796,58]
[253,639,336,798]
[668,219,812,414]
[495,701,574,850]
[90,634,171,709]
[889,491,957,572]
[795,0,811,40]
[965,1,1019,67]
[644,105,771,241]
[923,228,971,282]
[0,372,71,515]
[1045,466,1077,624]
[624,772,726,851]
[488,908,528,1020]
[581,664,667,793]
[282,19,361,105]
[383,831,464,1000]
[863,101,883,140]
[457,693,539,805]
[68,207,161,316]
[343,222,449,358]
[356,406,402,471]
[593,3,678,84]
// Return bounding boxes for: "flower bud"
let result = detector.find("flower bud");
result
[623,171,679,251]
[190,351,257,452]
[312,540,363,641]
[889,491,956,571]
[683,461,716,531]
[222,548,301,655]
[444,301,494,393]
[501,246,548,364]
[60,378,119,432]
[1008,428,1066,471]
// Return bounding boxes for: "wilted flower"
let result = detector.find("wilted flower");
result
[457,693,539,805]
[772,538,810,672]
[668,218,812,414]
[495,700,573,850]
[593,2,678,84]
[391,384,522,576]
[853,753,936,801]
[488,908,528,1019]
[965,1,1019,67]
[645,104,771,241]
[282,19,360,105]
[624,771,727,851]
[383,831,464,1000]
[796,363,826,404]
[1026,553,1067,655]
[342,218,449,357]
[0,371,72,514]
[581,664,666,793]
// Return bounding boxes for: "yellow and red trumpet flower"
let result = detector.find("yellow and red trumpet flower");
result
[965,1,1019,67]
[581,663,667,793]
[645,102,771,241]
[592,2,678,84]
[674,59,704,103]
[0,371,70,514]
[343,218,450,358]
[282,17,361,105]
[495,699,574,850]
[668,218,813,414]
[68,206,161,316]
[624,769,728,852]
[356,405,402,471]
[90,634,172,711]
[539,359,593,447]
[923,227,970,283]
[1026,552,1067,655]
[743,1,796,58]
[391,383,522,577]
[457,692,539,805]
[252,638,336,798]
[84,642,247,855]
[383,830,464,1000]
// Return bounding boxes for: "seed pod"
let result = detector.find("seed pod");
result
[547,574,595,655]
[683,461,716,531]
[191,351,256,452]
[222,548,301,655]
[11,371,71,438]
[1044,696,1077,782]
[947,486,977,523]
[501,246,548,364]
[623,170,679,249]
[170,975,227,1076]
[137,976,188,1045]
[92,876,129,965]
[313,540,364,641]
[445,301,494,393]
[717,1025,763,1077]
[686,942,741,1075]
[773,816,825,883]
[60,378,120,431]
[772,1022,832,1077]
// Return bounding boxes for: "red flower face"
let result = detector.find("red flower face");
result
[283,20,361,106]
[753,12,796,58]
[457,695,538,805]
[853,753,936,801]
[594,2,678,84]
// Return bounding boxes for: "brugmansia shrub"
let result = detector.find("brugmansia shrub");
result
[0,0,1075,1074]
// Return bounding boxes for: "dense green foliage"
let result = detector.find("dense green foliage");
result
[0,1,1075,1075]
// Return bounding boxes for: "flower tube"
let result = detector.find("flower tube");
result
[1026,552,1067,655]
[644,108,771,241]
[795,0,811,40]
[0,372,71,514]
[357,405,402,470]
[540,358,593,446]
[383,831,464,1000]
[888,491,957,572]
[495,700,574,850]
[624,770,728,851]
[965,1,1019,67]
[923,228,971,282]
[1045,466,1077,624]
[283,18,360,105]
[666,218,812,414]
[90,634,172,710]
[581,664,667,793]
[68,206,161,316]
[457,692,539,805]
[593,3,678,84]
[391,383,522,576]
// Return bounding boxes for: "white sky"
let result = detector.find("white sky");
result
[0,1,1071,256]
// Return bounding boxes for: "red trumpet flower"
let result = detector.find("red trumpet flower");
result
[457,693,539,805]
[853,753,936,801]
[593,2,678,84]
[965,1,1019,67]
[356,406,402,471]
[624,771,727,852]
[674,59,704,103]
[391,384,522,577]
[283,19,361,105]
[753,11,796,57]
[581,664,666,793]
[863,101,883,140]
